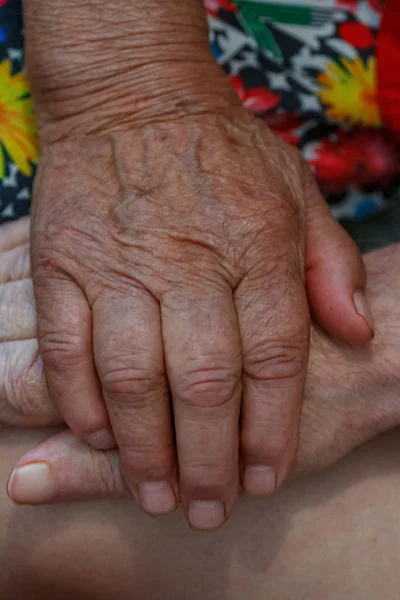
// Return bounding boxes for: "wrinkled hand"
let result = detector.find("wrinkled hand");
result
[22,0,374,531]
[29,107,375,529]
[2,220,395,508]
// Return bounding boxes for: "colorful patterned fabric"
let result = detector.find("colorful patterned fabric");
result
[377,0,400,141]
[0,0,38,222]
[0,0,399,223]
[207,0,399,219]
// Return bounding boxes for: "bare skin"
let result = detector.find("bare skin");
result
[1,219,399,499]
[23,0,374,528]
[2,218,400,598]
[3,428,400,600]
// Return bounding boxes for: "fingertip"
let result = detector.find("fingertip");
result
[305,179,375,346]
[138,481,178,516]
[8,430,129,503]
[85,428,117,450]
[353,291,375,339]
[7,461,56,505]
[308,279,374,347]
[306,240,374,346]
[242,465,276,497]
[187,501,226,531]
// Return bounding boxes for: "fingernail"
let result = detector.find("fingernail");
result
[243,465,276,497]
[353,291,375,336]
[188,501,225,530]
[138,481,176,515]
[86,429,116,450]
[7,462,56,505]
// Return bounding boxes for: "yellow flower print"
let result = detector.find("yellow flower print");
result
[318,55,381,127]
[0,59,39,179]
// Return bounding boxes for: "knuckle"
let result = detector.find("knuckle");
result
[244,339,308,382]
[175,364,241,408]
[242,237,306,283]
[100,359,164,406]
[89,449,126,498]
[248,257,304,288]
[39,331,88,371]
[32,244,71,279]
[32,234,88,288]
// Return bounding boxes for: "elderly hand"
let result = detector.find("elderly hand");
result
[31,115,375,527]
[3,220,394,509]
[23,0,373,530]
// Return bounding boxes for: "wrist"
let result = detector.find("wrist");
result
[32,63,239,143]
[23,0,237,140]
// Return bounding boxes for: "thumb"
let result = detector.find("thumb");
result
[7,430,129,504]
[305,171,374,345]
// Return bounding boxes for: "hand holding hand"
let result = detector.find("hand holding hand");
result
[2,220,394,517]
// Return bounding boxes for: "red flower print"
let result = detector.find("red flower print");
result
[368,0,384,12]
[339,22,375,49]
[230,75,280,114]
[311,130,399,194]
[262,112,303,146]
[336,0,359,8]
[336,0,383,13]
[204,0,237,17]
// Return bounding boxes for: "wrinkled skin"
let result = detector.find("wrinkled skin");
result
[23,0,373,528]
[30,111,373,526]
[2,219,399,506]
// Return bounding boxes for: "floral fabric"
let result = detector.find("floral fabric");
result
[207,0,399,219]
[0,0,37,222]
[0,0,398,223]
